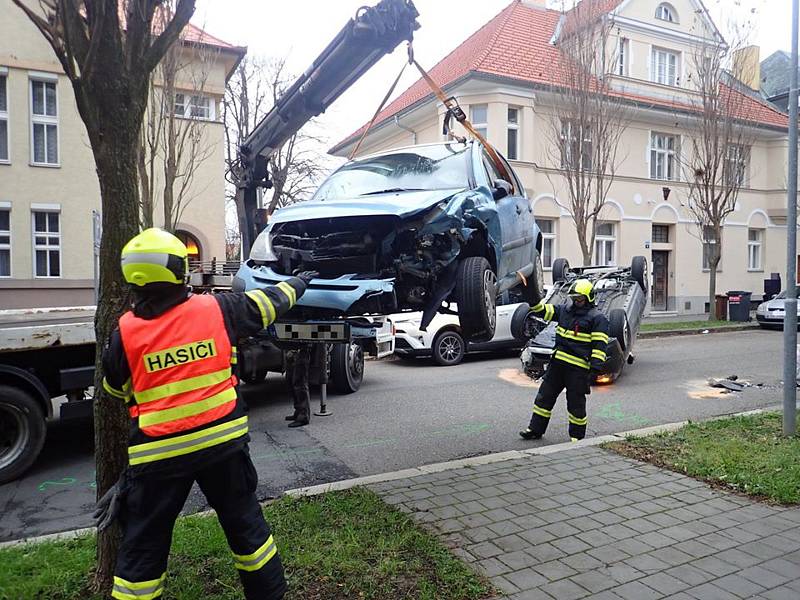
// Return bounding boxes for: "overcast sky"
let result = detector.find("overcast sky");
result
[194,0,791,158]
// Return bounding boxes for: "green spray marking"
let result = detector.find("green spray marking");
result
[38,477,77,492]
[596,402,652,427]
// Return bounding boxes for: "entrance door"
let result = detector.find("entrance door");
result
[652,250,669,311]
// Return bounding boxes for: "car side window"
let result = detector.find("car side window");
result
[482,151,504,187]
[497,153,525,197]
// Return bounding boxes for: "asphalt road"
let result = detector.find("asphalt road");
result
[0,329,787,543]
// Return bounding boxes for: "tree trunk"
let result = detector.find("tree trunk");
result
[707,253,721,322]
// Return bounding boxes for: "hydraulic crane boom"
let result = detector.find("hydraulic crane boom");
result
[236,0,420,252]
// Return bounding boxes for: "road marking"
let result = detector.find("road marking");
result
[37,477,77,492]
[596,402,652,427]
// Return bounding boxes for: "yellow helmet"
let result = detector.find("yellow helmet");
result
[121,228,188,287]
[568,278,595,303]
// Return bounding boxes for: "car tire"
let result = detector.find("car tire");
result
[552,258,570,283]
[609,308,630,352]
[456,256,497,343]
[0,385,47,484]
[510,303,533,341]
[432,330,466,366]
[521,254,546,305]
[631,256,648,294]
[330,343,364,394]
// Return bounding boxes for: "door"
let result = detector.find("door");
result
[652,250,669,311]
[480,151,525,276]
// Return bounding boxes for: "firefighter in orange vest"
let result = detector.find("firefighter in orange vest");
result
[98,228,315,600]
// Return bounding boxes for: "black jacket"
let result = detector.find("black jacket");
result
[530,300,610,371]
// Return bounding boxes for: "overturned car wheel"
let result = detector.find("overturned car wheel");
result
[457,256,497,343]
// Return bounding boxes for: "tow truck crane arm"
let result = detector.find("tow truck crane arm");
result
[236,0,420,252]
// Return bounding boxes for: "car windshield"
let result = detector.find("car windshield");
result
[312,144,470,201]
[776,287,798,299]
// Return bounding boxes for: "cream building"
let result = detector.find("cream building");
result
[0,4,245,308]
[331,0,791,316]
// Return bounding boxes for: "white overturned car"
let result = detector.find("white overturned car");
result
[390,303,527,366]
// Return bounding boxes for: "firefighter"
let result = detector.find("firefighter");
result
[284,344,311,427]
[98,228,316,600]
[519,278,610,442]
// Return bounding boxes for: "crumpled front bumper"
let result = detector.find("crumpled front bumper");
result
[234,263,395,313]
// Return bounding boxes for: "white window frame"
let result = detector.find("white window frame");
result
[594,222,616,266]
[725,144,749,187]
[470,104,488,140]
[537,219,556,270]
[650,132,679,181]
[0,204,10,277]
[0,69,8,164]
[561,119,593,171]
[617,38,629,76]
[173,92,216,121]
[507,106,519,160]
[655,3,678,23]
[651,47,680,86]
[747,228,763,271]
[29,75,59,166]
[702,225,721,272]
[31,208,61,278]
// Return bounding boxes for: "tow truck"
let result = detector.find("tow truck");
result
[0,0,419,484]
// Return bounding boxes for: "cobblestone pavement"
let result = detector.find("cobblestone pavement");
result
[368,447,800,600]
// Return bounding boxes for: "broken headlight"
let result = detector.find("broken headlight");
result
[250,227,277,262]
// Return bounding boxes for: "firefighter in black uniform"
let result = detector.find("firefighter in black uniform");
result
[99,227,316,600]
[519,278,610,442]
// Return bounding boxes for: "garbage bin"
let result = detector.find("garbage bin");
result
[727,291,752,322]
[714,295,728,320]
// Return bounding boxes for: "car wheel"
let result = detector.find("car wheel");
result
[330,343,364,394]
[552,258,570,283]
[0,386,46,484]
[432,330,465,366]
[631,256,648,294]
[521,253,546,305]
[609,308,630,352]
[456,256,497,342]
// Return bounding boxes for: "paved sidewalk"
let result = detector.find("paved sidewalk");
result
[368,446,800,600]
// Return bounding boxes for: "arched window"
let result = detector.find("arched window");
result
[655,3,677,23]
[176,230,202,268]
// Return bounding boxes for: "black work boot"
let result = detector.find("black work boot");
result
[519,427,542,440]
[285,413,298,422]
[288,412,309,428]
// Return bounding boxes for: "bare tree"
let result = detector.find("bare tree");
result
[223,56,328,243]
[11,0,195,591]
[545,0,629,266]
[138,6,217,231]
[679,10,759,320]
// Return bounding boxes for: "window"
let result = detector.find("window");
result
[650,132,679,180]
[655,3,677,23]
[32,210,60,277]
[30,79,58,165]
[174,93,214,120]
[0,74,8,162]
[702,225,720,271]
[725,144,749,187]
[617,38,629,76]
[651,47,679,86]
[507,107,519,160]
[594,222,616,266]
[652,224,669,243]
[470,104,487,139]
[560,120,592,171]
[748,229,762,271]
[537,219,556,269]
[0,209,9,277]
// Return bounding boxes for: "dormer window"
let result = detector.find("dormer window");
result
[656,3,677,23]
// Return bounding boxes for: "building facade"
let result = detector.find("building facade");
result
[0,3,244,308]
[331,0,791,316]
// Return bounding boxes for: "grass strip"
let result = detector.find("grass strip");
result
[0,488,490,600]
[640,320,746,332]
[604,411,800,504]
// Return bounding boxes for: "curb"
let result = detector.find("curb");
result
[639,324,760,339]
[0,406,781,550]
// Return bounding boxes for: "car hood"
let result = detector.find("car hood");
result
[761,298,785,310]
[268,188,465,223]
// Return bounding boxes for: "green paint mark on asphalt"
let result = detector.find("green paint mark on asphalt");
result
[596,402,652,427]
[37,477,77,492]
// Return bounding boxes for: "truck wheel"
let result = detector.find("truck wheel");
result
[331,343,364,394]
[456,257,497,343]
[432,330,465,366]
[631,256,648,294]
[552,258,570,283]
[521,253,545,305]
[0,386,46,484]
[609,308,630,352]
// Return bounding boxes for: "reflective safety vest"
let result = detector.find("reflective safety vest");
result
[119,294,239,444]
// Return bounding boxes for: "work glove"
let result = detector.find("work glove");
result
[293,271,319,285]
[93,470,128,532]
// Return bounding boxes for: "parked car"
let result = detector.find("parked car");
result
[756,287,800,329]
[234,141,545,342]
[514,257,649,384]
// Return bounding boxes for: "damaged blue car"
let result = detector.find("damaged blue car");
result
[234,140,545,341]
